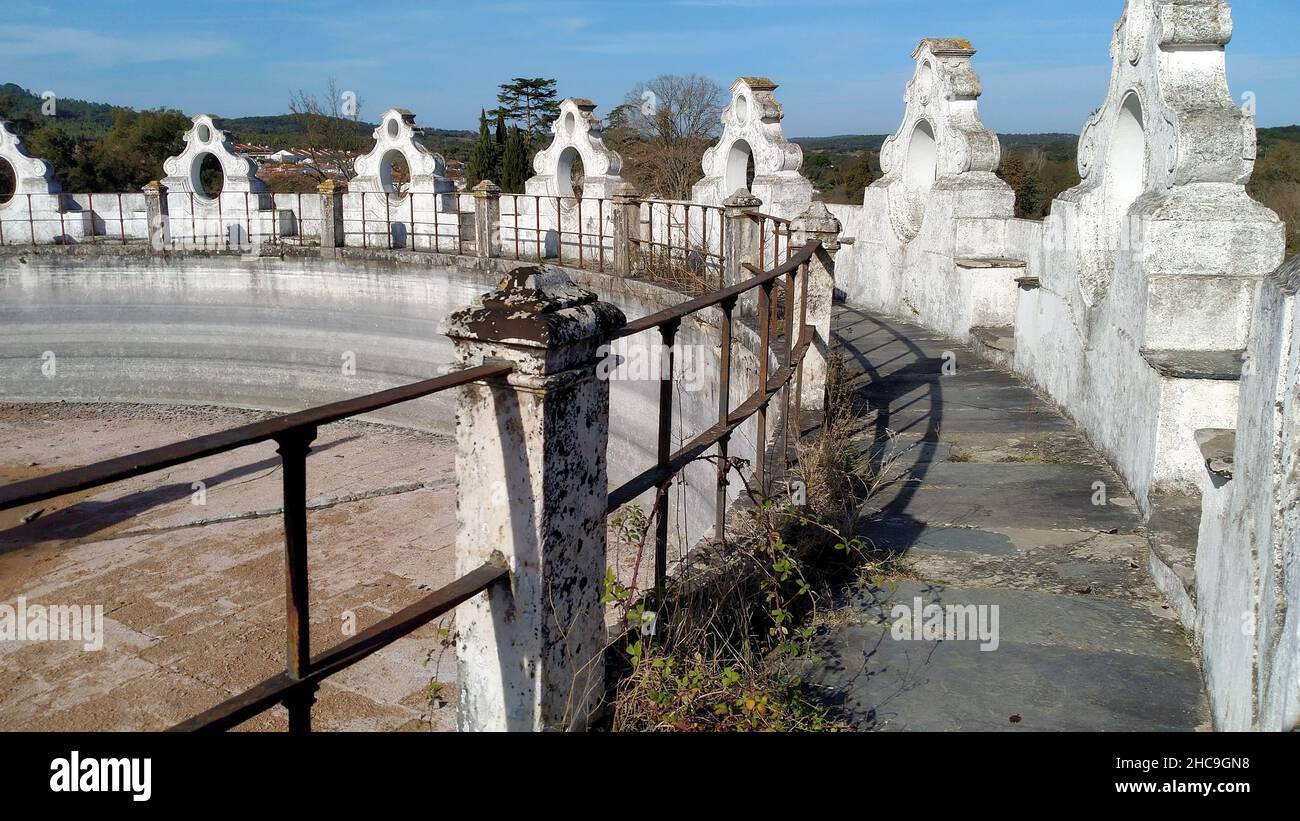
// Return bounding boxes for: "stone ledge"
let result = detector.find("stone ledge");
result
[1195,428,1236,481]
[955,257,1028,270]
[1140,348,1245,381]
[970,325,1016,353]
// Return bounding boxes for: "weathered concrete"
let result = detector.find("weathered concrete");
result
[447,266,625,731]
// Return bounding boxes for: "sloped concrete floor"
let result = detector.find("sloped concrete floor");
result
[0,402,656,731]
[808,307,1211,731]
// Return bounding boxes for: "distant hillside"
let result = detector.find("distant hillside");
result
[0,82,129,139]
[793,132,1079,157]
[0,83,477,160]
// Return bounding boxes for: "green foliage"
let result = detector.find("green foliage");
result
[494,78,561,144]
[466,109,501,187]
[500,126,530,192]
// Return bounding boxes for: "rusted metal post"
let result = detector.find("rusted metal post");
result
[654,319,681,602]
[276,426,318,732]
[472,180,501,259]
[790,203,842,411]
[446,265,627,732]
[715,296,737,542]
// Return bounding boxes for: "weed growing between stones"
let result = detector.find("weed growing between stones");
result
[602,355,907,731]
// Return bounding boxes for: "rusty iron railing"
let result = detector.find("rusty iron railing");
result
[633,199,726,290]
[499,193,611,271]
[0,362,514,732]
[605,238,819,600]
[341,190,471,254]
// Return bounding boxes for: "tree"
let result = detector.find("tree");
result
[500,126,530,193]
[467,110,500,186]
[603,74,725,200]
[92,108,190,191]
[287,78,368,181]
[494,78,561,144]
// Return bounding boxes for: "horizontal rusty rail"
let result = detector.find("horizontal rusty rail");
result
[169,563,508,732]
[606,238,821,600]
[614,239,817,339]
[0,362,512,513]
[0,360,515,733]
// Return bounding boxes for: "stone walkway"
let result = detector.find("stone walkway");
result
[810,306,1210,731]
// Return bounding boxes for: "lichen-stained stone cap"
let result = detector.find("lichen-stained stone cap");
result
[445,265,626,376]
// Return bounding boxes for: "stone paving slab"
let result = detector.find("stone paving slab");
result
[812,307,1210,732]
[810,580,1207,731]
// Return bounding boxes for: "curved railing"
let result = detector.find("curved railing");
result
[606,238,819,597]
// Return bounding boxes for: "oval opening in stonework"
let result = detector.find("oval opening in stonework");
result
[735,94,750,125]
[726,139,755,194]
[386,118,401,139]
[0,158,15,205]
[1107,91,1147,222]
[558,145,585,199]
[905,119,937,190]
[380,149,410,195]
[195,152,224,200]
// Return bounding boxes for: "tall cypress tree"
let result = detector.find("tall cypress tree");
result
[467,109,498,186]
[501,126,529,193]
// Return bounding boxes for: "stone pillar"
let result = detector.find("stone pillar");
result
[142,181,169,252]
[446,265,627,732]
[318,178,345,256]
[722,189,762,287]
[611,183,641,276]
[790,202,842,412]
[472,180,502,259]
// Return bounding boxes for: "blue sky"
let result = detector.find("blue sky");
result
[2,0,1297,136]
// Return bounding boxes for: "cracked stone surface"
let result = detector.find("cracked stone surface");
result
[808,308,1210,731]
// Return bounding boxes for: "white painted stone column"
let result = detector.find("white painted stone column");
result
[317,179,345,255]
[142,181,169,251]
[791,202,842,411]
[446,265,626,732]
[472,180,501,259]
[611,183,641,276]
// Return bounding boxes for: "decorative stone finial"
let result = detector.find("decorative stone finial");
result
[351,108,452,195]
[472,179,502,196]
[317,178,345,194]
[525,98,624,199]
[0,119,62,196]
[161,115,266,196]
[692,77,812,218]
[873,38,1006,242]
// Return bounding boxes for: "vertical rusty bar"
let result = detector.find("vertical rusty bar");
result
[716,297,736,543]
[535,195,542,260]
[276,426,317,732]
[432,190,440,253]
[385,195,392,250]
[218,192,225,250]
[409,193,416,250]
[654,320,680,603]
[755,280,773,496]
[362,192,369,249]
[58,194,66,244]
[577,196,584,269]
[597,198,605,272]
[118,194,126,244]
[795,260,810,436]
[782,267,797,468]
[29,194,37,245]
